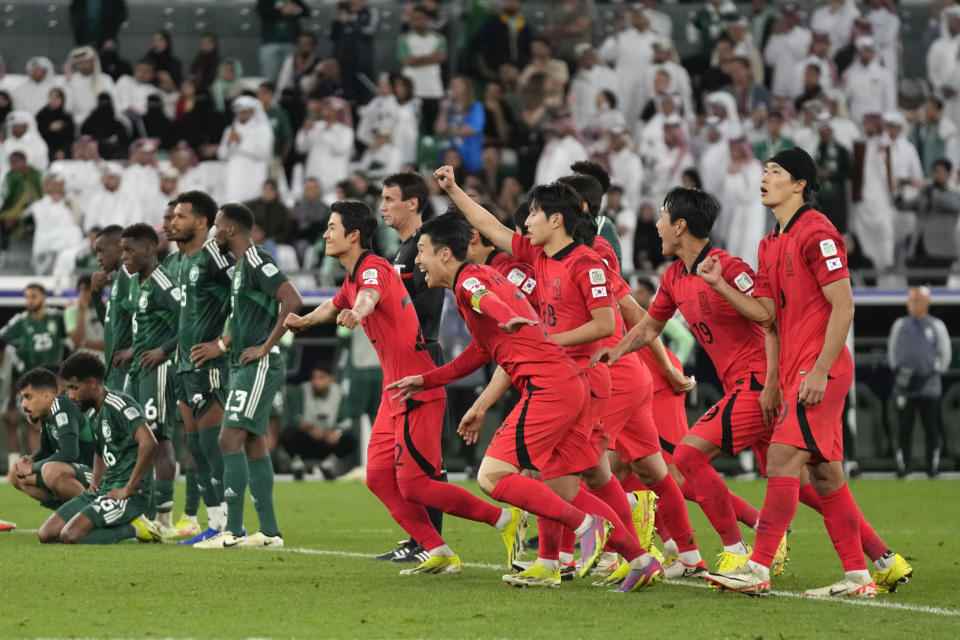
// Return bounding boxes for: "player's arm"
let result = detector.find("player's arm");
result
[433,165,515,253]
[30,422,80,473]
[470,286,538,333]
[336,287,380,329]
[760,322,782,425]
[459,366,512,445]
[799,278,854,406]
[90,271,109,324]
[106,423,157,500]
[88,454,105,493]
[591,311,666,367]
[697,255,776,327]
[552,307,615,347]
[241,281,303,365]
[389,342,491,402]
[284,299,340,333]
[617,294,693,393]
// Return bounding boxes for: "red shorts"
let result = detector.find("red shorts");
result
[651,387,689,465]
[602,377,662,463]
[771,370,853,463]
[486,373,600,480]
[368,392,445,479]
[689,375,773,462]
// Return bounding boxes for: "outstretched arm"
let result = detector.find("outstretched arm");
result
[698,255,775,327]
[433,165,515,253]
[284,299,341,333]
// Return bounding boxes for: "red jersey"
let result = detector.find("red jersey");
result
[511,235,617,368]
[593,236,621,274]
[637,346,683,393]
[754,205,854,386]
[332,252,445,414]
[648,245,767,393]
[486,249,539,308]
[420,263,581,390]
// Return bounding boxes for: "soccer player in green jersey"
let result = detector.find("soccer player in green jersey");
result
[194,204,301,548]
[0,283,69,468]
[91,225,135,392]
[38,352,161,544]
[8,367,95,509]
[169,190,234,541]
[120,223,181,534]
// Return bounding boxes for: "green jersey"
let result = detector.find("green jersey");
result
[229,245,288,364]
[93,391,151,492]
[177,239,234,373]
[161,251,182,287]
[30,392,96,474]
[0,308,67,371]
[93,267,135,374]
[128,266,180,383]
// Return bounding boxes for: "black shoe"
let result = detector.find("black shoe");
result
[375,539,428,563]
[526,535,539,551]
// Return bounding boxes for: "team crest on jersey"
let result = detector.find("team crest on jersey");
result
[139,291,149,311]
[785,252,795,276]
[462,277,484,292]
[589,269,606,285]
[507,269,526,287]
[262,263,279,277]
[698,291,711,315]
[55,412,68,427]
[826,257,842,271]
[189,265,200,282]
[362,269,378,280]
[101,422,111,439]
[552,278,562,299]
[820,239,838,257]
[233,271,242,291]
[734,272,754,292]
[521,278,536,294]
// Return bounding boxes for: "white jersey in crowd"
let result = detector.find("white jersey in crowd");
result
[356,94,399,147]
[852,135,896,270]
[218,97,274,203]
[764,25,812,98]
[400,31,446,100]
[393,101,419,166]
[296,120,354,196]
[123,163,162,226]
[534,134,588,186]
[810,1,860,57]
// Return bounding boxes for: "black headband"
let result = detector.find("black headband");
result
[768,147,820,193]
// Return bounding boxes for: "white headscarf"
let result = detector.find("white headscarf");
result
[706,91,745,139]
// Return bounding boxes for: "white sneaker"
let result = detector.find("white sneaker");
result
[805,578,877,598]
[705,563,771,596]
[594,551,620,574]
[193,531,244,549]
[237,531,284,548]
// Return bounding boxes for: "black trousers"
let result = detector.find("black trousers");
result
[897,396,942,475]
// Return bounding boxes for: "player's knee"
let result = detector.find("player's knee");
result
[396,475,428,503]
[476,470,503,496]
[40,463,61,487]
[37,523,59,544]
[673,444,703,476]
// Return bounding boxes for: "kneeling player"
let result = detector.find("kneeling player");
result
[38,353,160,544]
[8,367,94,509]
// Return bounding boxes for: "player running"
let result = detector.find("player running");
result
[704,148,912,597]
[38,352,160,544]
[194,203,302,549]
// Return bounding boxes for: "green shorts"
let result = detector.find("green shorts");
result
[129,360,176,440]
[55,490,150,529]
[104,365,128,395]
[173,368,188,404]
[35,461,93,496]
[222,351,284,435]
[179,364,229,420]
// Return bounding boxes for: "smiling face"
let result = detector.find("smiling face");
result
[656,206,681,257]
[414,234,447,289]
[323,213,353,258]
[760,162,803,208]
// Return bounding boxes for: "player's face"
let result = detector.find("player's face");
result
[120,237,151,275]
[212,211,230,250]
[524,206,553,246]
[65,377,98,411]
[656,206,680,256]
[20,385,54,422]
[380,185,414,230]
[323,213,349,258]
[170,203,200,243]
[161,206,176,238]
[760,162,800,208]
[95,235,122,272]
[415,235,444,289]
[23,288,45,313]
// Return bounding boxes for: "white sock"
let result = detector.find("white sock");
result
[723,540,750,555]
[494,508,512,531]
[846,569,872,584]
[627,492,639,509]
[157,511,173,528]
[628,553,652,570]
[537,557,559,571]
[428,544,455,558]
[663,539,679,558]
[874,551,895,571]
[747,560,770,580]
[574,515,593,537]
[558,551,574,565]
[678,550,702,566]
[207,505,223,530]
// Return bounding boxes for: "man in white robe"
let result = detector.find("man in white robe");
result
[295,97,354,196]
[64,46,116,126]
[123,139,162,225]
[598,7,655,126]
[852,113,896,271]
[568,45,619,132]
[842,37,895,129]
[25,173,84,275]
[2,111,49,172]
[219,95,274,203]
[928,8,960,132]
[83,163,143,232]
[12,57,57,115]
[763,3,811,98]
[607,125,644,213]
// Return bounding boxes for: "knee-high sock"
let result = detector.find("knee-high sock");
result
[560,525,577,555]
[538,517,562,561]
[648,474,697,552]
[570,489,645,561]
[248,455,280,537]
[186,432,219,508]
[800,481,889,562]
[366,468,445,551]
[589,476,640,555]
[223,451,248,535]
[675,445,740,546]
[184,467,200,517]
[398,474,501,526]
[730,492,761,529]
[490,474,587,530]
[78,524,137,544]
[751,476,799,568]
[425,471,446,535]
[197,427,225,503]
[619,473,645,493]
[153,479,175,527]
[819,483,868,572]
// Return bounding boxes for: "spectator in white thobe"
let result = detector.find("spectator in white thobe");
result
[927,8,960,132]
[83,162,143,232]
[296,97,354,196]
[64,46,116,126]
[842,37,895,129]
[598,6,655,126]
[534,117,589,185]
[763,4,811,98]
[851,113,896,270]
[12,57,57,115]
[25,173,84,274]
[218,95,274,203]
[607,125,644,213]
[810,0,860,57]
[2,111,49,171]
[568,45,619,132]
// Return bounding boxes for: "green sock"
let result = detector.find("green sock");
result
[198,426,225,503]
[184,467,200,517]
[223,451,248,535]
[248,455,279,537]
[154,479,175,527]
[188,430,220,506]
[78,524,136,544]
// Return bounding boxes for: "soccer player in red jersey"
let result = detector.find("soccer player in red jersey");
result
[703,148,911,596]
[388,210,663,591]
[466,226,539,306]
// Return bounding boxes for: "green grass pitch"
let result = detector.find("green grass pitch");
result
[1,478,958,639]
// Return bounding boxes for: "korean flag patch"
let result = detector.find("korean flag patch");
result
[825,257,843,271]
[734,272,754,292]
[521,278,536,294]
[591,286,608,299]
[820,239,838,257]
[589,268,606,285]
[262,263,279,277]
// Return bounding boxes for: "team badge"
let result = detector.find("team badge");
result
[820,239,838,257]
[139,292,149,311]
[785,252,795,276]
[124,407,141,420]
[47,321,55,333]
[699,291,711,314]
[462,277,484,292]
[362,269,378,279]
[734,272,754,292]
[262,263,279,277]
[55,412,68,427]
[552,278,562,298]
[589,268,606,285]
[189,265,200,282]
[102,422,111,438]
[507,268,526,286]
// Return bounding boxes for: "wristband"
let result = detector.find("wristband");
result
[217,338,227,353]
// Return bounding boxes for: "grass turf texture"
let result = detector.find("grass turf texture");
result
[1,478,958,639]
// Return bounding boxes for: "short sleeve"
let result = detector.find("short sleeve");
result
[204,241,236,287]
[331,284,351,310]
[611,272,631,300]
[573,256,616,311]
[753,238,774,299]
[465,102,486,132]
[357,261,393,299]
[647,275,677,322]
[721,256,758,296]
[0,314,22,344]
[801,228,849,287]
[511,233,536,264]
[118,402,145,435]
[250,254,289,298]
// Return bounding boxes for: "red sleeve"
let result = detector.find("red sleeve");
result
[477,290,520,324]
[421,342,490,388]
[801,228,850,287]
[331,284,351,310]
[511,233,536,264]
[647,274,677,322]
[356,261,393,298]
[721,256,758,296]
[573,256,616,311]
[612,272,631,300]
[753,239,774,299]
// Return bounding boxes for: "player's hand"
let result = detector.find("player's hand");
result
[668,368,696,395]
[336,308,362,329]
[457,405,485,446]
[190,340,222,367]
[13,458,31,478]
[590,347,619,368]
[106,486,139,500]
[798,369,827,406]
[498,316,538,334]
[696,254,723,288]
[284,312,312,334]
[85,482,99,494]
[111,348,134,369]
[433,165,457,192]
[759,384,782,425]
[386,375,425,402]
[240,345,268,365]
[139,347,167,372]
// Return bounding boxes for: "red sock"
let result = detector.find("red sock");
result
[648,474,697,552]
[560,525,576,556]
[490,474,585,530]
[675,444,740,546]
[680,479,697,502]
[366,468,445,550]
[571,489,644,560]
[752,476,799,568]
[729,492,761,529]
[398,475,501,527]
[538,517,561,561]
[619,473,644,493]
[819,484,868,572]
[589,476,639,542]
[799,482,823,513]
[801,482,888,561]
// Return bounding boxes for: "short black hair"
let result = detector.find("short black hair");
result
[445,203,498,246]
[330,200,377,249]
[934,158,953,173]
[767,109,783,121]
[527,182,583,239]
[18,367,59,392]
[220,202,255,231]
[570,161,611,194]
[259,81,276,94]
[662,187,720,239]
[513,201,531,236]
[122,223,159,245]
[175,190,219,228]
[96,224,124,240]
[25,283,46,295]
[635,277,657,295]
[559,173,603,217]
[61,352,106,383]
[76,274,92,290]
[927,96,944,111]
[420,211,471,261]
[383,173,428,213]
[599,89,617,109]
